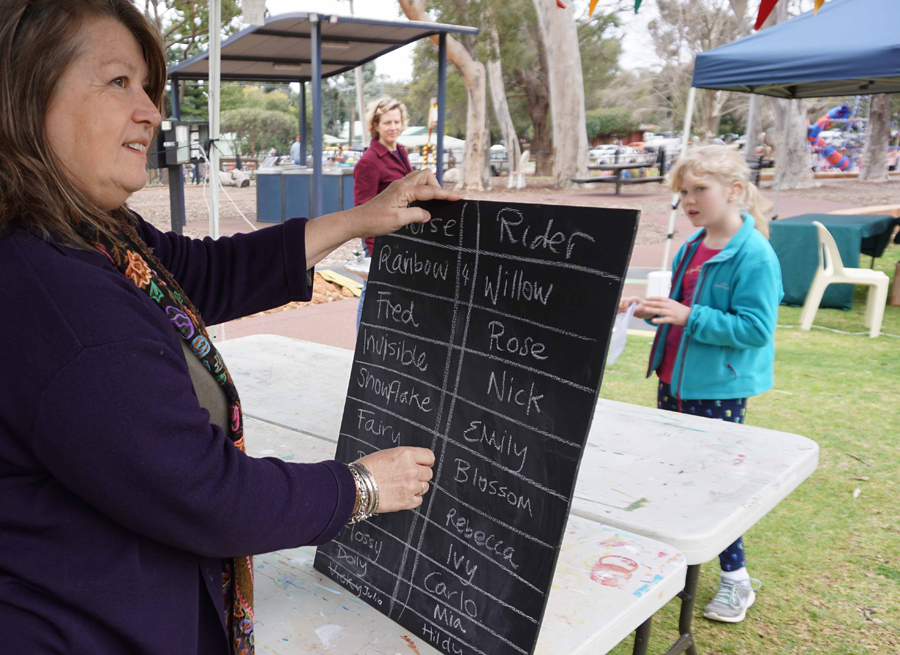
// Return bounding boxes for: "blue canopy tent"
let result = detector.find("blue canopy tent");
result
[693,0,900,99]
[656,0,900,272]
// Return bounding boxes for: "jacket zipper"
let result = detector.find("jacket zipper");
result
[675,264,712,407]
[647,241,698,378]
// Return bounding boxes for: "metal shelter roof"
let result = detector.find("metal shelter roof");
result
[692,0,900,99]
[167,12,479,84]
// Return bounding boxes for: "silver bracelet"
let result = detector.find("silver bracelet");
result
[348,462,379,523]
[356,462,380,516]
[347,464,371,523]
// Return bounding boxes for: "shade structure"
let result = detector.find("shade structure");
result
[692,0,900,98]
[168,12,478,84]
[166,12,477,223]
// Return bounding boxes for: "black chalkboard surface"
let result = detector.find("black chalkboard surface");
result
[315,199,639,655]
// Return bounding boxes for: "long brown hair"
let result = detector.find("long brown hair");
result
[0,0,167,248]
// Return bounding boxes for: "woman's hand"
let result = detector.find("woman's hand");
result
[618,296,651,319]
[305,169,462,269]
[643,297,692,326]
[349,169,463,238]
[355,446,435,513]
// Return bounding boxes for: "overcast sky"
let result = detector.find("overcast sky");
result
[263,0,660,80]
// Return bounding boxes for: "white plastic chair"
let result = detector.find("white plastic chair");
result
[799,221,890,337]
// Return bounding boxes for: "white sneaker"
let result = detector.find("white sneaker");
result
[703,577,761,623]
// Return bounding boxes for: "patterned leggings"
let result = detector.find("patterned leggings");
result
[657,381,748,572]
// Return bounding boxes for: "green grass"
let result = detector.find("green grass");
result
[604,244,900,654]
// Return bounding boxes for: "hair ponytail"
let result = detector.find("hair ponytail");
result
[743,181,769,239]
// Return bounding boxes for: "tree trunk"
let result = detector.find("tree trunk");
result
[512,22,551,177]
[735,0,774,162]
[859,94,892,182]
[486,25,521,187]
[531,114,552,176]
[531,0,588,188]
[771,2,814,190]
[697,89,729,144]
[398,1,486,191]
[773,98,816,189]
[486,58,521,187]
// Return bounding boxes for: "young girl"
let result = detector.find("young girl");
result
[619,145,784,623]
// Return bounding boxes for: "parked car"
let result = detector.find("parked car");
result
[590,145,641,164]
[588,145,618,163]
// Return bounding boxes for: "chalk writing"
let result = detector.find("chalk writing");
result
[317,198,638,655]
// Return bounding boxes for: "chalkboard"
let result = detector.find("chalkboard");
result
[315,199,639,655]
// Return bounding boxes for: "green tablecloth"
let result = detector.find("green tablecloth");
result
[769,214,897,310]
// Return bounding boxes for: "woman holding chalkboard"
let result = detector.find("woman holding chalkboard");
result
[619,146,783,625]
[0,3,455,654]
[353,96,414,329]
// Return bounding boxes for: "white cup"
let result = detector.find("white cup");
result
[646,270,672,299]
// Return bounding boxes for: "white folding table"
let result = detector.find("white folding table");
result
[220,335,818,655]
[572,399,819,653]
[241,416,686,654]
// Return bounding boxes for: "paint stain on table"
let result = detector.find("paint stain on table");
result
[401,635,421,655]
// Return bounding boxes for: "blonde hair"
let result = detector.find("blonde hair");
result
[366,96,408,139]
[668,145,769,239]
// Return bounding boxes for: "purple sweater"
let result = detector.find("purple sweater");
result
[0,216,356,654]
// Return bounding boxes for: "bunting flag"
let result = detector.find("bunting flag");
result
[590,0,640,19]
[754,0,780,30]
[756,0,827,30]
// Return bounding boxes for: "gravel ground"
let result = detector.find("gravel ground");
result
[763,177,900,207]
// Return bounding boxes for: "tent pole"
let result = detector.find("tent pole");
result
[662,86,696,272]
[773,97,792,220]
[299,80,306,164]
[310,14,323,219]
[208,0,221,241]
[208,0,222,340]
[167,77,186,235]
[436,33,447,186]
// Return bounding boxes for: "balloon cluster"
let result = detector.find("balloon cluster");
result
[807,105,852,171]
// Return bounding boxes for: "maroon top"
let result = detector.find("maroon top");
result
[657,241,721,384]
[354,137,413,254]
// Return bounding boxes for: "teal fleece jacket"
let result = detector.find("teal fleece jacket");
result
[647,213,784,400]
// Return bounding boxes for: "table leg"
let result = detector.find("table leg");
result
[632,616,652,655]
[615,175,622,195]
[668,563,700,655]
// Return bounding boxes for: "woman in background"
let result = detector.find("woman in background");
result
[353,96,413,330]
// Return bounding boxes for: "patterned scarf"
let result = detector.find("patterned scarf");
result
[77,218,255,655]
